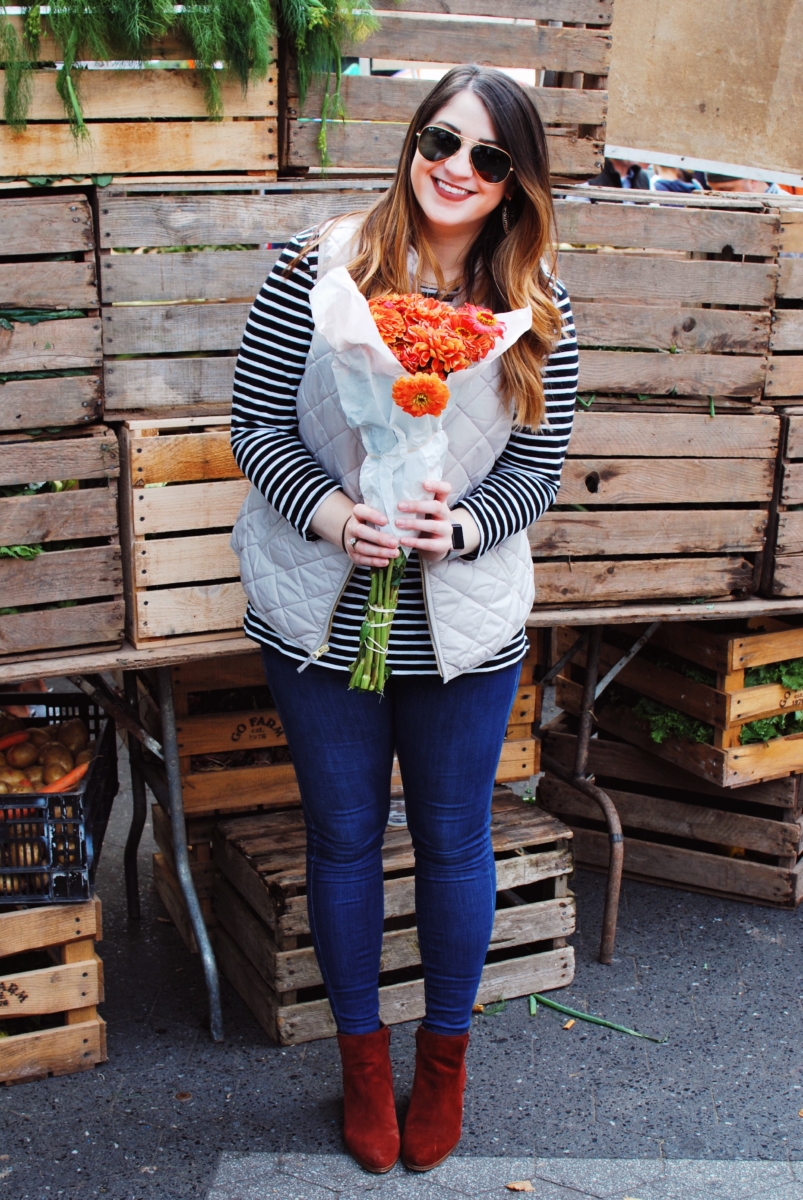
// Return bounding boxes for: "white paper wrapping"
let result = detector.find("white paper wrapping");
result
[310,266,533,547]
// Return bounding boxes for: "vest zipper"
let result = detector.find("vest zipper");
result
[297,562,356,673]
[418,556,446,679]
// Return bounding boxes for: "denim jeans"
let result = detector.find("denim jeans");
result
[260,646,522,1036]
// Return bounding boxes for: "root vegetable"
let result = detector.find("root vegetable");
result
[25,728,52,747]
[41,762,88,793]
[26,765,44,784]
[58,719,89,754]
[0,753,4,769]
[0,732,29,752]
[75,747,93,767]
[0,769,27,786]
[0,716,23,737]
[0,783,7,794]
[43,762,68,786]
[38,744,73,770]
[7,742,37,769]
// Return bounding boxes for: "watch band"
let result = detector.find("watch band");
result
[451,522,465,551]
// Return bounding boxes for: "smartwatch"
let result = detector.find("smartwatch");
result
[451,523,465,551]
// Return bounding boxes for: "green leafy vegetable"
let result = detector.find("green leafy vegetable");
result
[631,696,713,745]
[740,711,803,745]
[744,657,803,691]
[0,544,42,559]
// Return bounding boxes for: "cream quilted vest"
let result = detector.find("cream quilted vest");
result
[231,218,535,682]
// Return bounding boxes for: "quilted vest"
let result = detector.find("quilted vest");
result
[231,218,535,683]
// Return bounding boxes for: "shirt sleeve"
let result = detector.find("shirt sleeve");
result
[460,283,577,557]
[230,233,340,539]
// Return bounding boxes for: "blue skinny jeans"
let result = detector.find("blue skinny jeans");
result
[260,645,521,1036]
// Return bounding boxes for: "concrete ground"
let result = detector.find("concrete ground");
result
[2,742,803,1199]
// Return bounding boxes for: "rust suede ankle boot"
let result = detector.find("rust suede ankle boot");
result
[401,1026,470,1171]
[337,1024,400,1173]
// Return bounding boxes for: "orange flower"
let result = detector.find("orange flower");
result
[405,325,471,378]
[392,372,450,417]
[457,304,506,339]
[369,301,407,345]
[399,295,452,329]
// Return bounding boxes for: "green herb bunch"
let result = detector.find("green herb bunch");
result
[631,696,713,746]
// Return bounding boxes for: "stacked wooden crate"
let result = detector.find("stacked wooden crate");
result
[284,0,611,178]
[540,719,803,907]
[212,790,575,1043]
[0,17,277,178]
[0,899,106,1084]
[0,194,124,662]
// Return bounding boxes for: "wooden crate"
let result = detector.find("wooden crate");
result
[555,618,803,788]
[0,426,124,663]
[764,205,803,407]
[0,193,103,432]
[118,416,248,648]
[212,790,575,1044]
[529,409,778,607]
[284,0,611,178]
[763,413,803,597]
[0,899,106,1084]
[0,18,277,177]
[540,718,803,908]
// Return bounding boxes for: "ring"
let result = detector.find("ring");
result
[349,537,358,547]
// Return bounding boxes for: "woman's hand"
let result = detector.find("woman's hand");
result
[343,503,401,568]
[397,480,453,564]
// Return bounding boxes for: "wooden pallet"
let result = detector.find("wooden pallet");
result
[764,207,803,407]
[284,0,610,178]
[0,898,106,1084]
[0,18,277,177]
[763,414,803,596]
[540,718,803,907]
[530,409,778,607]
[212,790,575,1044]
[556,617,803,787]
[0,426,124,662]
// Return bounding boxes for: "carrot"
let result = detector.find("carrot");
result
[0,732,29,752]
[40,762,89,794]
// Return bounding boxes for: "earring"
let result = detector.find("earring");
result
[502,202,511,236]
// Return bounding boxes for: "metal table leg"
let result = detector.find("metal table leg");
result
[156,666,224,1042]
[122,670,147,921]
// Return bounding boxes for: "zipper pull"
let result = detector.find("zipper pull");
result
[297,644,330,673]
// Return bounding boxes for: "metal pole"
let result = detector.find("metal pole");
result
[156,666,224,1042]
[122,670,148,921]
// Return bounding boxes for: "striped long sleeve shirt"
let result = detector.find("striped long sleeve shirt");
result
[231,234,578,675]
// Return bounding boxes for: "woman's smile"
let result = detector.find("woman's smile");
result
[432,175,477,201]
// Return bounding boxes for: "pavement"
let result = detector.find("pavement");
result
[1,735,803,1199]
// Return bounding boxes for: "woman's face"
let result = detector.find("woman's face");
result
[410,89,510,240]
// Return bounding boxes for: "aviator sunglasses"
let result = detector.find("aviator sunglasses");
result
[416,125,513,185]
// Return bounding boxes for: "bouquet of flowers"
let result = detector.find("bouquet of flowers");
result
[309,267,531,693]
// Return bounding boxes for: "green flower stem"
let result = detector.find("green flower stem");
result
[349,555,405,694]
[529,993,668,1043]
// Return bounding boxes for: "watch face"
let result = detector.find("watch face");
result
[451,522,465,550]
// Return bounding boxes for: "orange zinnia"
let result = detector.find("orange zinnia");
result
[405,325,471,378]
[368,298,407,345]
[392,372,450,417]
[458,304,506,339]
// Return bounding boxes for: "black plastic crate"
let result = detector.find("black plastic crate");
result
[0,693,118,903]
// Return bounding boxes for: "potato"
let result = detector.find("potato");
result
[26,765,44,784]
[0,715,23,736]
[7,742,37,770]
[0,752,5,769]
[0,768,28,787]
[75,747,94,767]
[58,718,89,754]
[0,782,8,794]
[43,762,68,786]
[25,727,52,747]
[38,743,73,770]
[14,782,35,794]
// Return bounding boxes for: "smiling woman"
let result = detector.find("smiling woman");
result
[229,62,578,1178]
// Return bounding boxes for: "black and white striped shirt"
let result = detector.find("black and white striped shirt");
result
[231,234,578,675]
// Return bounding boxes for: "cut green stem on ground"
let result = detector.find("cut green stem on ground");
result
[529,993,668,1043]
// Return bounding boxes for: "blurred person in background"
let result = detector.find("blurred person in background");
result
[650,165,703,193]
[706,173,782,194]
[589,157,650,189]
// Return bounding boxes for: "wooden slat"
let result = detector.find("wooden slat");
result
[0,484,117,546]
[388,0,613,21]
[0,959,101,1019]
[785,416,803,460]
[2,15,205,60]
[288,121,601,176]
[0,899,99,957]
[574,302,770,355]
[781,462,803,505]
[0,261,98,309]
[128,431,239,485]
[0,599,124,658]
[183,762,300,815]
[103,357,236,412]
[0,196,93,256]
[532,557,755,606]
[105,303,250,356]
[770,311,803,352]
[530,509,767,557]
[0,432,119,487]
[765,358,803,398]
[131,478,249,535]
[172,651,265,694]
[349,17,612,72]
[556,201,780,257]
[778,259,803,299]
[0,1019,106,1084]
[569,827,796,906]
[497,737,539,782]
[775,512,803,556]
[176,707,286,756]
[556,457,773,505]
[578,350,765,397]
[541,776,800,857]
[133,581,246,641]
[2,68,276,120]
[558,254,776,308]
[153,852,199,952]
[0,121,277,176]
[298,74,607,125]
[0,317,102,374]
[0,375,102,432]
[771,556,803,598]
[728,627,803,671]
[0,545,122,608]
[567,412,779,458]
[101,249,278,304]
[137,533,239,588]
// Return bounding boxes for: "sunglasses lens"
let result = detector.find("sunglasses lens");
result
[417,126,462,163]
[470,144,512,184]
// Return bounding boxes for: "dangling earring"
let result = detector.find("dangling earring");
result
[502,202,512,236]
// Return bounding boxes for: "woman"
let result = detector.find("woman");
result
[231,64,578,1174]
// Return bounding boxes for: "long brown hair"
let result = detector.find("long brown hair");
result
[308,65,562,428]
